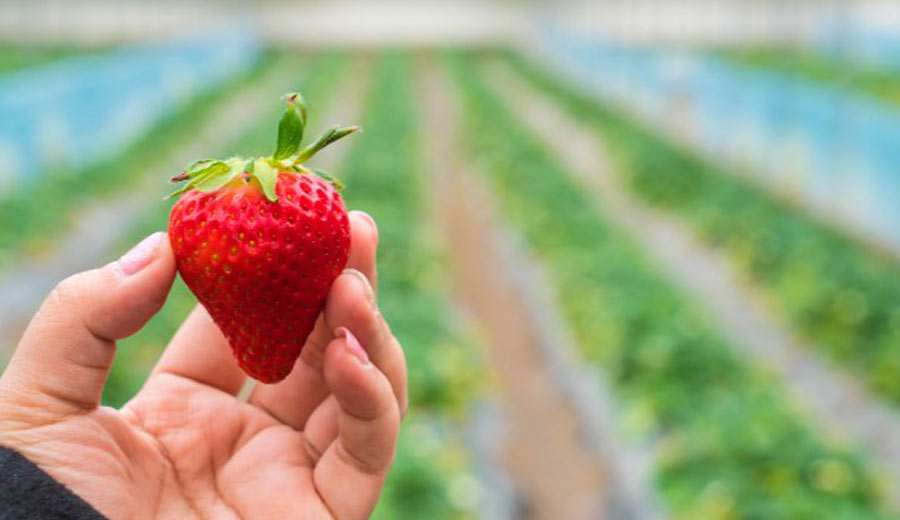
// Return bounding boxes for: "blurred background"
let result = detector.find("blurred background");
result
[4,0,900,518]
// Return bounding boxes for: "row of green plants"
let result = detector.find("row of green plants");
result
[0,44,82,73]
[507,52,900,408]
[0,51,279,270]
[449,53,891,519]
[341,53,481,520]
[110,52,482,519]
[720,47,900,106]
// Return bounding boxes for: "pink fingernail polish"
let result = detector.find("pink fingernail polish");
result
[336,327,369,365]
[118,232,164,276]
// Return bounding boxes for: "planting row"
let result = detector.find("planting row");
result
[340,53,482,520]
[0,44,81,74]
[722,47,900,106]
[538,31,900,249]
[508,52,900,408]
[449,53,891,518]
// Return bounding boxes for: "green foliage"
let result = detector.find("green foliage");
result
[450,52,890,519]
[273,92,307,160]
[0,44,86,73]
[373,416,474,520]
[721,47,900,106]
[251,159,280,202]
[508,52,900,408]
[338,53,481,519]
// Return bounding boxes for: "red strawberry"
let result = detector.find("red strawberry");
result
[166,92,360,383]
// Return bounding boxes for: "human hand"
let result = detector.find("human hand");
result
[0,211,407,519]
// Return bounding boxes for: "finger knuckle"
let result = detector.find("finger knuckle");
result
[45,274,86,314]
[336,439,389,476]
[144,284,169,315]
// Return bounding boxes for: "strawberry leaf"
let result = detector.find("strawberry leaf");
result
[193,160,238,193]
[309,168,344,190]
[186,158,217,172]
[165,160,231,199]
[273,92,307,161]
[164,90,360,201]
[253,158,279,202]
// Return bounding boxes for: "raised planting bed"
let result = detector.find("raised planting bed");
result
[722,47,900,106]
[339,52,483,520]
[0,44,86,74]
[450,52,891,519]
[508,51,900,409]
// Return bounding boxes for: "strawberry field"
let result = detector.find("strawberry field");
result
[5,5,900,518]
[721,47,900,106]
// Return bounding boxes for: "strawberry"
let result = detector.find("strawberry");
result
[166,92,360,383]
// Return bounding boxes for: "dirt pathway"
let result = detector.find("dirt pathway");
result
[420,59,663,520]
[0,58,365,360]
[485,59,900,508]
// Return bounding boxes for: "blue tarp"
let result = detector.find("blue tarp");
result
[0,27,260,191]
[540,24,900,248]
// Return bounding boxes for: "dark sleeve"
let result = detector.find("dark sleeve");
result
[0,446,106,520]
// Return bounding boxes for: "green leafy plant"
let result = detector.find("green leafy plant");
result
[0,44,86,73]
[721,47,900,106]
[507,51,900,409]
[450,51,890,519]
[339,53,481,519]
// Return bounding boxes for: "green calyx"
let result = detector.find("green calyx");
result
[166,91,361,202]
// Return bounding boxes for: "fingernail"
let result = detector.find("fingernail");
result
[117,232,164,276]
[350,210,378,246]
[343,268,376,311]
[335,327,369,365]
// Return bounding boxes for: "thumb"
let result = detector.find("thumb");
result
[1,232,175,414]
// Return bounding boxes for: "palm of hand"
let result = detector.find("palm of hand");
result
[0,214,404,520]
[25,374,336,519]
